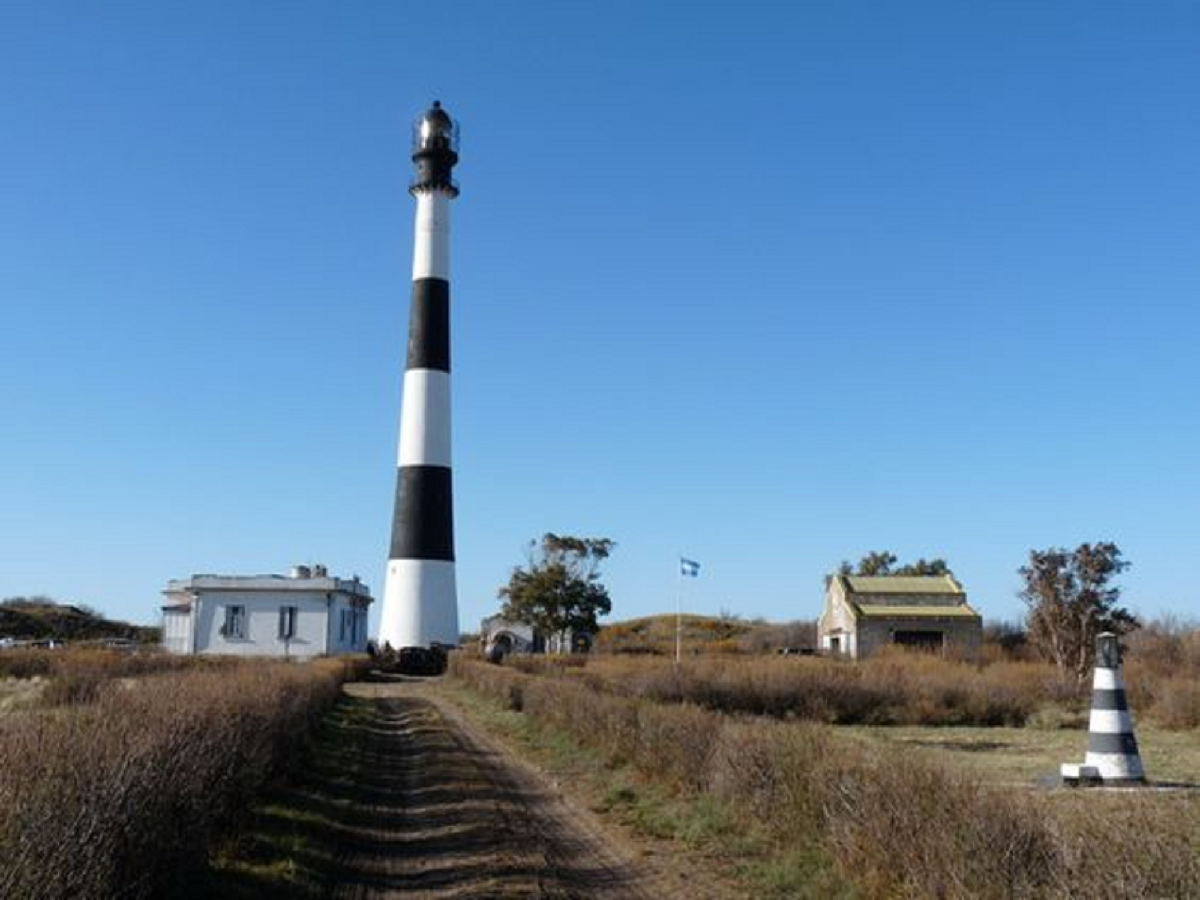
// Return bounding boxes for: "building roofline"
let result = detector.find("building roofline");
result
[163,574,373,602]
[835,573,965,595]
[851,603,981,620]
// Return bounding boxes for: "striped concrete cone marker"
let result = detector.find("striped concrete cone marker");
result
[377,101,461,652]
[1064,632,1145,786]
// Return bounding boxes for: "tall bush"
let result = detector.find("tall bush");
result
[0,660,352,899]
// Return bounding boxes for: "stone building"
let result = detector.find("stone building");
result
[817,574,981,660]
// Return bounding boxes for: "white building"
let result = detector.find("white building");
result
[161,565,372,658]
[480,614,595,657]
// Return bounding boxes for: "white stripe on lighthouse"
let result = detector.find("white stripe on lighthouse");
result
[379,559,458,648]
[413,192,450,280]
[1088,709,1134,734]
[1092,668,1120,691]
[398,369,451,467]
[1084,751,1144,780]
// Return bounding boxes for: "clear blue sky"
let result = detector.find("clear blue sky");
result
[2,2,1197,631]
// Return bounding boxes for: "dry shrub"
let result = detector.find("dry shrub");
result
[821,753,1058,899]
[736,619,818,653]
[1047,793,1200,899]
[1147,678,1200,729]
[0,649,57,679]
[0,647,211,707]
[631,701,714,790]
[487,642,1200,729]
[523,653,1049,727]
[450,657,1200,899]
[0,660,348,900]
[1125,652,1200,731]
[1125,616,1200,681]
[505,654,586,675]
[708,717,847,832]
[1112,617,1199,730]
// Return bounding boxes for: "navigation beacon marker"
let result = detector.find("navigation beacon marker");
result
[1061,632,1146,786]
[378,101,461,652]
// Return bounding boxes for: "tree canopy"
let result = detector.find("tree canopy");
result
[499,534,614,649]
[837,551,952,578]
[1019,542,1138,681]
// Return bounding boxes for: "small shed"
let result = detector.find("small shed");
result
[480,614,594,658]
[817,574,982,660]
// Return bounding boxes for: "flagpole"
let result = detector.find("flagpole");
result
[675,555,682,665]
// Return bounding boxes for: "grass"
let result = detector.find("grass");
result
[0,676,44,712]
[841,723,1200,786]
[450,656,1200,899]
[439,680,850,899]
[199,694,380,899]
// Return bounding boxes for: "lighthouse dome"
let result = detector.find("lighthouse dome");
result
[414,101,459,155]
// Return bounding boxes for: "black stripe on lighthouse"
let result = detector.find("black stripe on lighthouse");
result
[1087,732,1141,755]
[407,278,450,371]
[389,466,454,560]
[1089,689,1129,711]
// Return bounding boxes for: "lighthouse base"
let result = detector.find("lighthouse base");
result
[374,643,449,677]
[378,559,460,649]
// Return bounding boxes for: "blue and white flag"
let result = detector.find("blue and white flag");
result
[680,557,701,578]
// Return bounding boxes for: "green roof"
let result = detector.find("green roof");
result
[842,575,964,595]
[854,603,980,619]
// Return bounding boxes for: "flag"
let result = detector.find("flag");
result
[680,557,701,578]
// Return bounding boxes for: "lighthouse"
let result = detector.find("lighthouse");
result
[378,101,461,652]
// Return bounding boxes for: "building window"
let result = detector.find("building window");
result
[278,605,297,640]
[222,605,246,640]
[893,630,944,653]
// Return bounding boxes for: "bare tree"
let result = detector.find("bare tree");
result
[1020,542,1138,682]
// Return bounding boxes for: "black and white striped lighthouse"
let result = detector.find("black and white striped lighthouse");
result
[1062,631,1146,786]
[378,101,461,650]
[1083,632,1145,783]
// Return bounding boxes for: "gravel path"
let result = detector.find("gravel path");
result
[321,679,672,899]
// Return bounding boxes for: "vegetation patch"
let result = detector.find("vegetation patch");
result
[0,656,363,900]
[440,680,830,898]
[199,693,379,899]
[450,656,1200,899]
[0,596,160,644]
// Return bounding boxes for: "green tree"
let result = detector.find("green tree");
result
[499,533,614,651]
[1020,542,1139,682]
[895,558,952,577]
[838,551,951,577]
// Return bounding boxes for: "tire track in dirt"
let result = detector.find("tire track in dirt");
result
[325,678,668,899]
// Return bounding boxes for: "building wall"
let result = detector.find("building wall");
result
[162,609,192,654]
[327,595,370,655]
[854,617,981,660]
[190,591,331,657]
[817,586,856,654]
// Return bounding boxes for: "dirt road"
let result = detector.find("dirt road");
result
[314,678,682,899]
